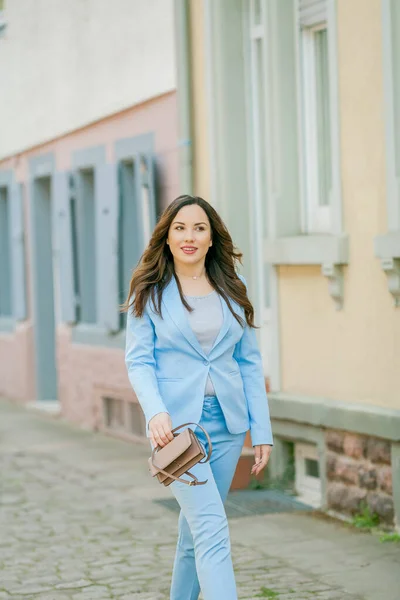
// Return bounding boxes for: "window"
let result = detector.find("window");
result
[117,152,157,329]
[0,174,27,325]
[0,186,12,316]
[300,21,332,233]
[375,0,400,306]
[382,0,400,228]
[244,0,340,240]
[295,442,322,507]
[59,141,157,340]
[74,168,97,324]
[68,175,81,323]
[102,396,146,438]
[243,0,345,306]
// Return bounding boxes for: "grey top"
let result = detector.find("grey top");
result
[185,290,223,396]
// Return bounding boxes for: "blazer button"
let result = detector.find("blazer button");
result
[203,360,210,366]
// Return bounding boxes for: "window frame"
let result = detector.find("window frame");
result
[71,147,105,330]
[115,133,157,330]
[258,0,344,257]
[300,21,332,234]
[242,0,346,310]
[375,0,400,307]
[70,145,108,345]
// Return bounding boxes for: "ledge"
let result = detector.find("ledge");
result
[374,231,400,259]
[71,323,125,348]
[268,392,400,442]
[264,234,349,266]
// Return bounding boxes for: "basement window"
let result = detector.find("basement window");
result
[102,396,146,438]
[295,442,322,508]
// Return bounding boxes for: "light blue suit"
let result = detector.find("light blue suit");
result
[125,275,273,447]
[125,274,273,600]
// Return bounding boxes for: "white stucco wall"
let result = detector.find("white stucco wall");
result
[0,0,176,159]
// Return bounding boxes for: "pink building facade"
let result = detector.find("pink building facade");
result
[0,91,179,438]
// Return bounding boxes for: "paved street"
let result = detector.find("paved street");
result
[0,400,399,600]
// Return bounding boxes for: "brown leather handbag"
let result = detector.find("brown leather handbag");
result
[148,423,212,486]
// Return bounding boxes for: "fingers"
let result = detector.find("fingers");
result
[251,445,262,475]
[251,445,272,476]
[164,424,174,443]
[149,420,174,448]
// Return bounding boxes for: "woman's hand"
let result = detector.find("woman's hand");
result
[149,412,174,448]
[251,444,273,477]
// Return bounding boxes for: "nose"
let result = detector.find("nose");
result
[184,230,194,242]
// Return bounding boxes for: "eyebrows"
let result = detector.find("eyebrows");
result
[172,221,209,226]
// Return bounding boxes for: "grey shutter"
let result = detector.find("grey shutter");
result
[299,0,327,27]
[144,153,157,232]
[54,171,76,323]
[134,153,157,251]
[10,182,27,320]
[96,162,119,333]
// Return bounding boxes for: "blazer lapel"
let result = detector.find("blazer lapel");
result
[209,293,233,353]
[162,277,207,358]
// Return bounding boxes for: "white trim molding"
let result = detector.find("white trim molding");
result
[203,0,281,389]
[376,0,400,306]
[297,0,342,238]
[258,0,345,308]
[265,233,349,266]
[265,233,348,309]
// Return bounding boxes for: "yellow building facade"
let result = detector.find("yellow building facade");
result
[175,0,400,528]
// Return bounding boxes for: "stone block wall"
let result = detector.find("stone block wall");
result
[326,430,394,524]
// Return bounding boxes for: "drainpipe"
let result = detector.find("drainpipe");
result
[174,0,193,195]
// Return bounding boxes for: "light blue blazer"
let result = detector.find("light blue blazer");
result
[125,275,273,446]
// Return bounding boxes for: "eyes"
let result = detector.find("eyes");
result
[174,225,206,232]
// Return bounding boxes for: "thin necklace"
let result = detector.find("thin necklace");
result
[176,270,205,281]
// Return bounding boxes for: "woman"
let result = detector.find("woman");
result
[124,194,273,600]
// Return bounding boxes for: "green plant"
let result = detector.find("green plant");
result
[379,532,400,543]
[255,587,279,598]
[352,503,380,529]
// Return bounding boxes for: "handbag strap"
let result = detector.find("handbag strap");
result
[151,422,213,486]
[171,422,213,463]
[150,452,208,486]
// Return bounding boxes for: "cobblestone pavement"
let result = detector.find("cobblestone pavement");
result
[1,401,399,600]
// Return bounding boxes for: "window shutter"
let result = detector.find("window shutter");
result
[96,162,119,333]
[299,0,327,27]
[10,182,27,321]
[54,171,76,324]
[134,153,157,250]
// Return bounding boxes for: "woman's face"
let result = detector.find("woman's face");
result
[167,204,212,270]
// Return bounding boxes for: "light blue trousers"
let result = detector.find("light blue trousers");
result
[169,395,246,600]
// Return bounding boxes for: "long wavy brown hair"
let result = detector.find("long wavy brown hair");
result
[121,195,256,328]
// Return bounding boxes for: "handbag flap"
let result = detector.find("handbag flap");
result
[150,428,193,472]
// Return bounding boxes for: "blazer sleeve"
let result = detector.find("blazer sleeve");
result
[233,275,273,447]
[125,306,169,434]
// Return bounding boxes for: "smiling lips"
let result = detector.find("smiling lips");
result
[181,246,198,254]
